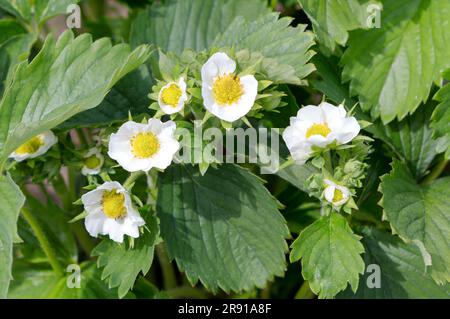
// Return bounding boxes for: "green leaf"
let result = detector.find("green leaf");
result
[342,0,450,123]
[290,213,365,298]
[91,211,159,298]
[61,65,155,128]
[310,53,354,106]
[433,71,450,158]
[339,227,450,298]
[0,0,80,25]
[370,105,440,179]
[213,13,315,84]
[276,162,318,193]
[0,174,25,298]
[130,0,270,53]
[8,261,120,299]
[0,30,151,170]
[0,19,35,93]
[157,164,289,293]
[380,160,450,284]
[299,0,376,52]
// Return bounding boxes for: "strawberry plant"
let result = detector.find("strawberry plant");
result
[0,0,448,299]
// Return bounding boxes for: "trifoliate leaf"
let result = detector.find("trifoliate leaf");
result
[290,213,365,299]
[91,211,159,298]
[130,0,270,53]
[380,160,450,284]
[0,174,25,298]
[299,0,378,52]
[339,227,450,298]
[342,0,450,123]
[213,13,315,85]
[157,164,289,293]
[433,71,450,159]
[0,30,151,170]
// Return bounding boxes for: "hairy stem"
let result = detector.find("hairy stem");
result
[155,243,177,290]
[21,207,64,277]
[323,150,333,174]
[421,158,448,185]
[123,171,145,190]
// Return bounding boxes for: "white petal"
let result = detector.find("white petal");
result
[201,52,236,84]
[82,166,101,175]
[323,184,337,203]
[29,131,58,159]
[320,102,346,119]
[81,188,103,207]
[97,181,125,192]
[296,105,325,123]
[334,117,361,144]
[283,123,312,164]
[104,221,125,243]
[306,134,333,148]
[84,212,107,238]
[8,153,31,162]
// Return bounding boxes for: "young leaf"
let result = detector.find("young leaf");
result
[0,30,151,170]
[342,0,450,123]
[380,160,450,284]
[290,213,365,299]
[0,174,25,298]
[299,0,375,52]
[213,13,316,84]
[339,227,449,298]
[91,212,159,298]
[157,164,289,293]
[130,0,270,53]
[433,71,450,158]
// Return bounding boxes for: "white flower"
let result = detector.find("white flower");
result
[108,119,179,172]
[158,77,188,114]
[9,130,57,162]
[81,181,145,243]
[282,102,360,164]
[323,179,351,208]
[82,148,104,176]
[201,52,258,122]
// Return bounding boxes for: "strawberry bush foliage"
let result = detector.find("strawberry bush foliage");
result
[0,0,449,299]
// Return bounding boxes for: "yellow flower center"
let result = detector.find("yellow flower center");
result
[15,135,44,155]
[333,188,344,203]
[102,189,126,219]
[305,123,331,138]
[131,132,160,159]
[84,154,101,169]
[161,83,182,107]
[212,74,243,105]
